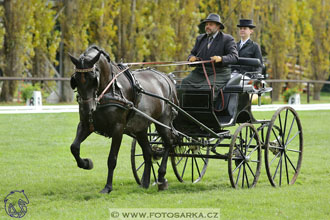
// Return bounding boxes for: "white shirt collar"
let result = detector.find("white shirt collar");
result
[240,38,250,46]
[209,31,219,39]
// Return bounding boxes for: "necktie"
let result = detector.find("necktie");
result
[207,37,213,49]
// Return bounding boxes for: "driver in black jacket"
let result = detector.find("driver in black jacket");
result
[181,13,238,91]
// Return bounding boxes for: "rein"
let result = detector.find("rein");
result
[124,60,214,66]
[97,67,130,102]
[97,60,216,102]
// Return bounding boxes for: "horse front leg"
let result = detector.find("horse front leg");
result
[100,125,124,194]
[135,132,153,189]
[70,122,93,170]
[156,122,176,191]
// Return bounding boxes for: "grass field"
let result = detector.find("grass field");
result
[1,110,330,219]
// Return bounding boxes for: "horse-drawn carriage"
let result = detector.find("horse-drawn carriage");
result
[131,57,303,189]
[69,46,303,193]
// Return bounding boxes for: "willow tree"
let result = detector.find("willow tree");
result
[309,0,330,100]
[0,0,34,102]
[58,0,92,102]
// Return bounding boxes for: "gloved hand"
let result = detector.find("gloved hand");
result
[189,56,198,62]
[211,56,222,63]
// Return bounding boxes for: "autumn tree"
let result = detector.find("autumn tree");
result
[88,0,118,59]
[58,0,93,102]
[30,0,60,79]
[309,0,330,100]
[0,0,35,102]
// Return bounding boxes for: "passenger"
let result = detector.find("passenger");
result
[181,13,238,92]
[236,19,263,73]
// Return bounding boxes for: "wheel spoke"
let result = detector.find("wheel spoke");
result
[235,164,242,185]
[193,157,201,177]
[245,165,250,188]
[191,157,194,182]
[285,153,297,173]
[286,148,301,153]
[232,159,244,173]
[272,153,283,181]
[198,151,207,165]
[285,116,296,146]
[247,145,259,158]
[279,152,283,186]
[135,153,144,157]
[175,156,184,166]
[181,156,189,179]
[246,162,256,178]
[272,128,283,148]
[284,152,289,184]
[269,145,283,150]
[245,127,248,154]
[282,109,288,146]
[136,161,145,172]
[270,151,281,166]
[278,113,283,136]
[285,131,300,146]
[246,132,256,151]
[242,163,246,188]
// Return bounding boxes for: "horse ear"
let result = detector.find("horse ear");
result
[70,75,77,90]
[68,53,80,67]
[89,51,101,66]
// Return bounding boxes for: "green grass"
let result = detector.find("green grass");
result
[272,91,330,104]
[0,111,330,219]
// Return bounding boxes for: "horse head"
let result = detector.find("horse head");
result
[69,50,101,118]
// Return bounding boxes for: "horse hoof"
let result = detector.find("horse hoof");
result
[83,158,93,170]
[157,179,168,191]
[99,187,111,194]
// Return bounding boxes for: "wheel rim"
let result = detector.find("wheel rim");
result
[171,137,209,183]
[228,123,262,189]
[131,127,162,185]
[265,107,303,187]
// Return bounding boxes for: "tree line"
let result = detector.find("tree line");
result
[0,0,329,102]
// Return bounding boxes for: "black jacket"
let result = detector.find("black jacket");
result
[188,32,238,69]
[182,32,238,90]
[236,39,263,73]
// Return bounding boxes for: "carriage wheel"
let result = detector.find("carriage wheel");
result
[264,106,303,187]
[228,123,262,189]
[171,137,209,183]
[131,127,162,185]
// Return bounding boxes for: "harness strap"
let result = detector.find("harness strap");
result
[97,67,130,102]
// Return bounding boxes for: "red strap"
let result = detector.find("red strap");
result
[124,60,214,66]
[97,67,130,102]
[201,62,212,90]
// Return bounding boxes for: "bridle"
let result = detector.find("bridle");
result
[73,65,99,105]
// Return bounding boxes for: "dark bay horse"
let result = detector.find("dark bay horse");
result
[69,46,178,194]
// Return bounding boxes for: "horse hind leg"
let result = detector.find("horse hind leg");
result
[71,122,93,170]
[135,131,153,189]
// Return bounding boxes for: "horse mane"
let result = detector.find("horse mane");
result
[84,45,111,63]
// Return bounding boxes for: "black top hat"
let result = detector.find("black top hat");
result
[237,19,256,28]
[200,13,225,30]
